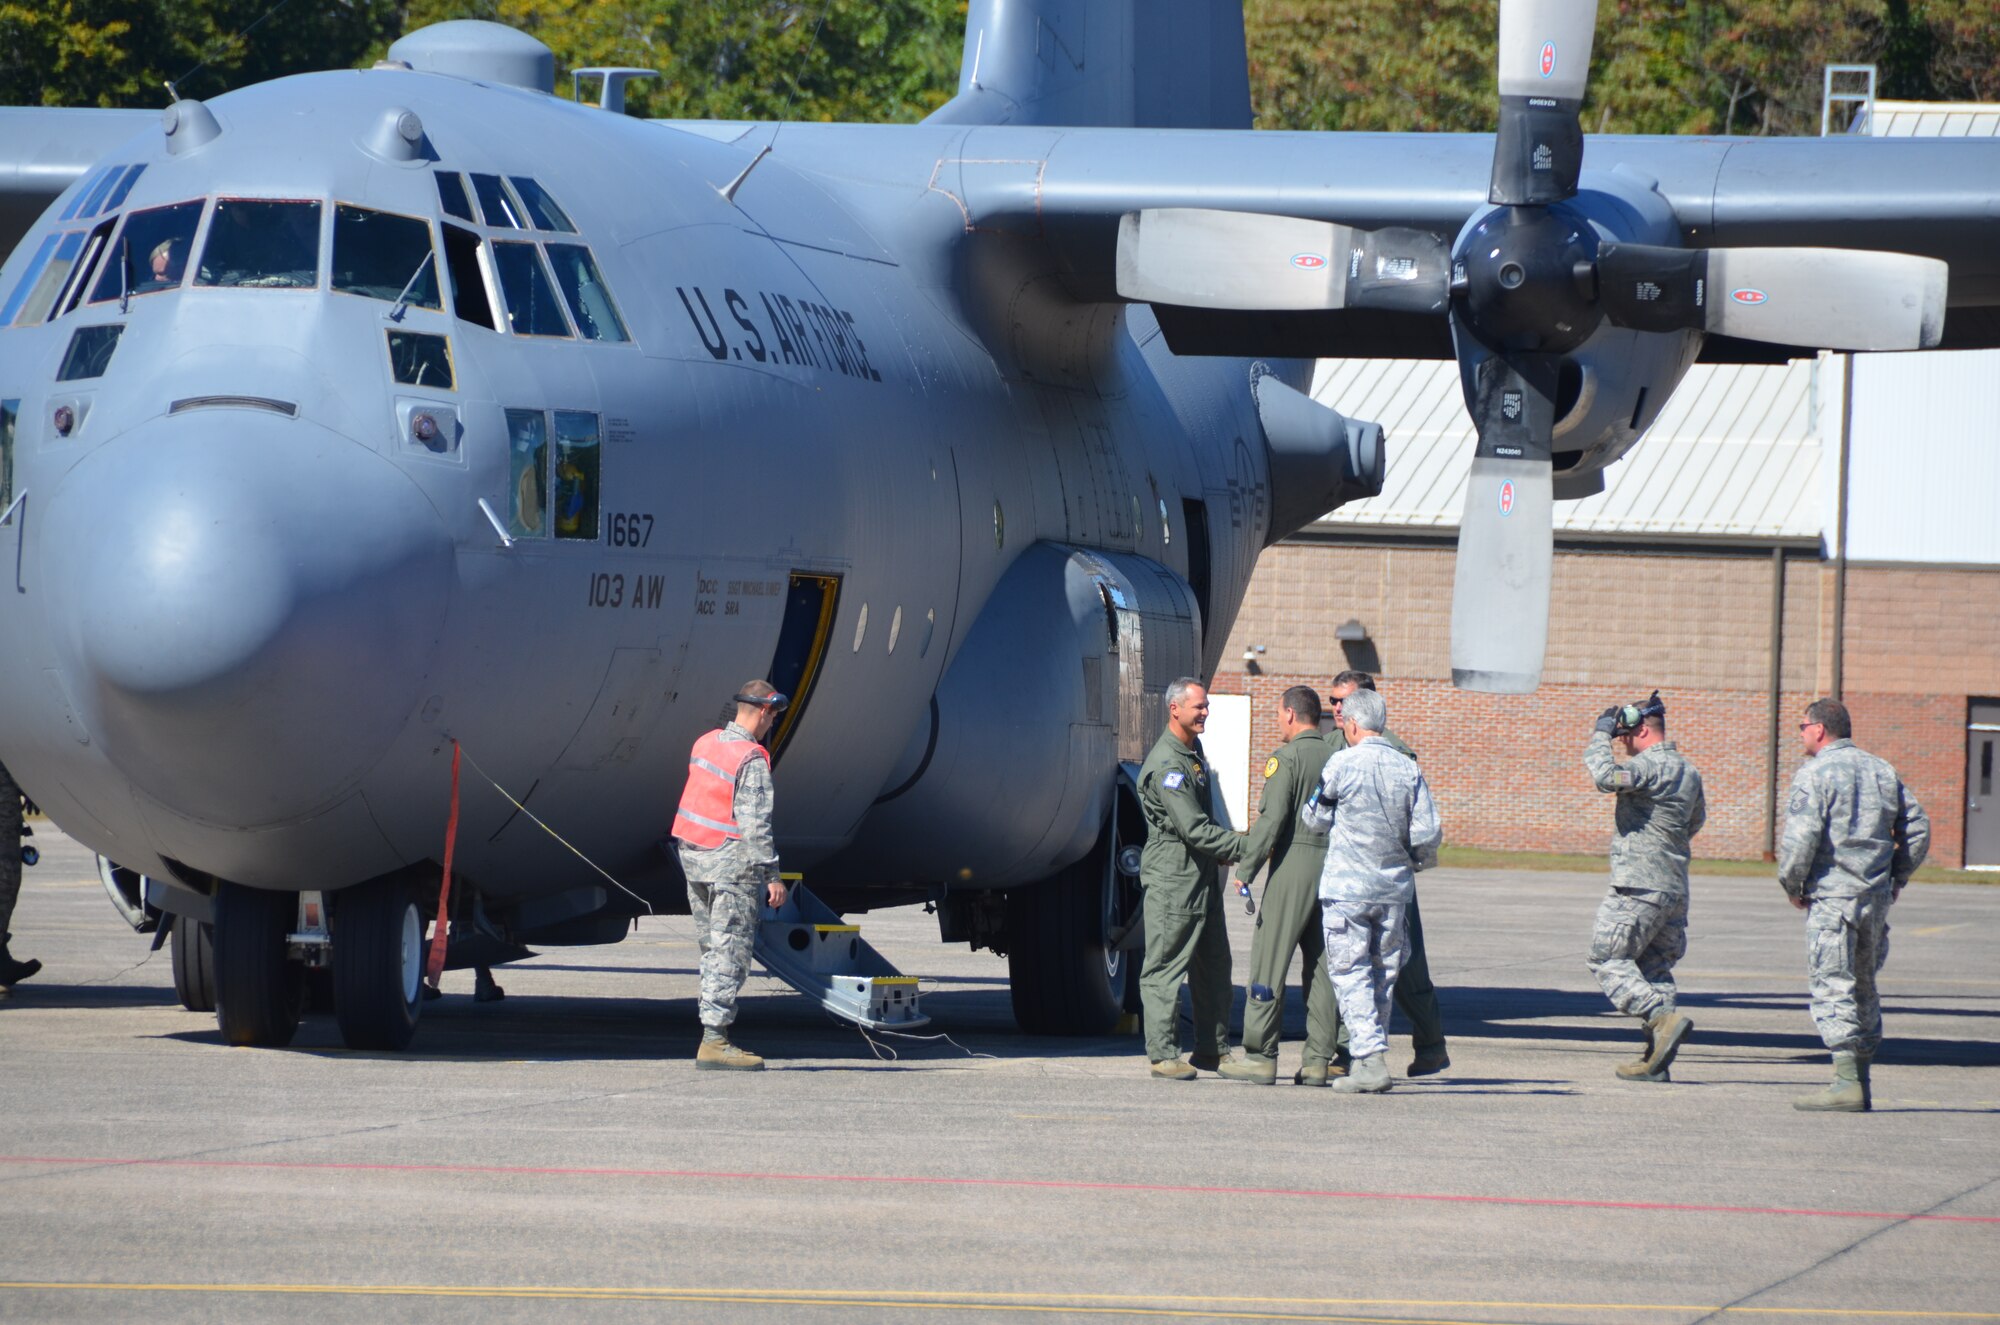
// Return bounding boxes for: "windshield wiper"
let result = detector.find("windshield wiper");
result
[386,251,435,322]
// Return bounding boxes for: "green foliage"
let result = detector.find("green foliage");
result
[1246,0,2000,136]
[3,0,1994,137]
[0,0,401,108]
[388,0,964,122]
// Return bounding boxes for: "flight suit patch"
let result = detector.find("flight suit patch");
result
[1263,756,1279,779]
[1162,771,1185,790]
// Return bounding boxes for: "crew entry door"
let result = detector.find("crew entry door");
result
[1968,700,2000,868]
[765,572,842,763]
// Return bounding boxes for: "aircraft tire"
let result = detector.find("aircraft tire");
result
[212,883,302,1047]
[331,876,424,1051]
[1005,802,1138,1035]
[170,914,216,1013]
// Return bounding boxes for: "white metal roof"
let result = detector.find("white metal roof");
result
[1308,357,1824,540]
[1867,100,2000,137]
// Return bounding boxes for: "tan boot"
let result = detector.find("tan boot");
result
[1794,1052,1870,1112]
[1293,1059,1329,1087]
[1150,1057,1197,1081]
[1643,1008,1692,1075]
[1329,1052,1391,1094]
[695,1034,766,1071]
[1616,1021,1669,1081]
[1217,1054,1277,1085]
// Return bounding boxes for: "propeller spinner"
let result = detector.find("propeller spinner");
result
[1116,0,1950,693]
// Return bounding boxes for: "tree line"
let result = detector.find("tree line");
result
[4,1,1993,135]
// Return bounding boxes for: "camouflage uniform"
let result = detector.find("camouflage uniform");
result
[1233,729,1337,1066]
[674,722,779,1031]
[1301,737,1442,1059]
[1137,727,1243,1065]
[1583,731,1706,1021]
[0,760,23,975]
[1778,738,1929,1056]
[1325,725,1443,1054]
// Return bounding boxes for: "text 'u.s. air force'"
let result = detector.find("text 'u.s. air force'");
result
[676,286,883,383]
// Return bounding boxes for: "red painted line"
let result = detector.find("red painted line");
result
[3,1155,1994,1225]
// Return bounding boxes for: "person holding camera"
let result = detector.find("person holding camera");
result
[1583,691,1706,1083]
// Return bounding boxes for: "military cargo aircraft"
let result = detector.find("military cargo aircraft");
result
[1,0,1995,1050]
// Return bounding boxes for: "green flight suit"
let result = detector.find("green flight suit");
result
[1326,724,1445,1053]
[1137,727,1243,1064]
[1233,729,1338,1066]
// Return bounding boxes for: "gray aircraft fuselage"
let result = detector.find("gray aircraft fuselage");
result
[0,65,1292,929]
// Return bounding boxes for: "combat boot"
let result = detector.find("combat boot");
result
[1329,1052,1392,1094]
[695,1032,766,1071]
[1217,1053,1277,1085]
[1615,1022,1670,1081]
[1793,1051,1870,1112]
[1642,1008,1692,1076]
[1150,1057,1197,1081]
[1408,1043,1451,1077]
[1293,1059,1330,1087]
[0,938,40,989]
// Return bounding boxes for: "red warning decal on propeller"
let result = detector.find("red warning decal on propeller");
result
[1731,288,1769,305]
[1539,42,1557,77]
[1499,480,1517,516]
[1292,253,1327,270]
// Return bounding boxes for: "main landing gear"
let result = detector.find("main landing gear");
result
[1004,783,1144,1036]
[209,874,429,1050]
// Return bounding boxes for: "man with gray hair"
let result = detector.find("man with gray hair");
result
[1779,698,1929,1112]
[1301,687,1441,1094]
[1136,677,1246,1080]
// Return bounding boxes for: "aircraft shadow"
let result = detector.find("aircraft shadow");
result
[1,981,177,1010]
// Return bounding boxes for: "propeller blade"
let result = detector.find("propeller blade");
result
[1597,244,1948,351]
[1450,354,1558,694]
[1489,0,1599,207]
[1116,208,1449,313]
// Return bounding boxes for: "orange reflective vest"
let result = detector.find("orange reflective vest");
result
[672,729,770,849]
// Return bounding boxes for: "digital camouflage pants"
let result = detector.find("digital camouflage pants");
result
[0,761,21,945]
[684,869,761,1030]
[1587,886,1687,1020]
[1321,899,1409,1060]
[1806,891,1892,1057]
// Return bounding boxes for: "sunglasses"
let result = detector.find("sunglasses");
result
[1799,720,1822,731]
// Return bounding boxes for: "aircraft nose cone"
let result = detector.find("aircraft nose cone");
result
[42,412,452,826]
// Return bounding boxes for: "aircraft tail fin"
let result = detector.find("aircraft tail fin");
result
[926,0,1250,130]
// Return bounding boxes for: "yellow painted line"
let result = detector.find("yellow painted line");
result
[812,924,861,934]
[1906,923,1968,937]
[0,1283,1995,1320]
[872,976,918,985]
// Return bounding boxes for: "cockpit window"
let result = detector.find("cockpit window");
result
[0,233,62,325]
[90,200,204,305]
[103,164,147,212]
[552,410,600,541]
[441,223,496,331]
[0,399,17,512]
[54,215,117,319]
[543,244,627,342]
[57,324,123,381]
[505,408,548,538]
[435,171,475,224]
[387,330,453,389]
[491,241,571,338]
[333,205,440,309]
[508,177,576,233]
[469,173,524,229]
[197,199,321,289]
[10,231,85,326]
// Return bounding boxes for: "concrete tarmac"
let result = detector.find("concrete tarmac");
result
[1,825,1995,1323]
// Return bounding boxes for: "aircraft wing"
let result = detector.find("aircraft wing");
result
[0,108,156,258]
[925,127,2000,354]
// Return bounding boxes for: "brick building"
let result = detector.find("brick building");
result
[1213,101,2000,868]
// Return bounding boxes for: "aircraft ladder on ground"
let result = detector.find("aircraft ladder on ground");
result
[753,875,929,1032]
